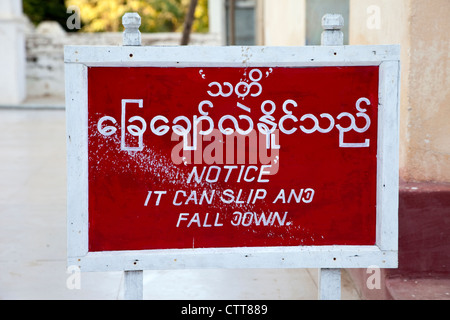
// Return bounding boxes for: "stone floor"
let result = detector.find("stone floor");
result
[0,108,361,300]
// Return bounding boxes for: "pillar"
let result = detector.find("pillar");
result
[0,0,26,104]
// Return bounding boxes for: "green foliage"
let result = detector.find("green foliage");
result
[64,0,209,33]
[193,0,209,33]
[23,0,75,31]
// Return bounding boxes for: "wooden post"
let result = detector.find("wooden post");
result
[122,12,144,300]
[318,13,344,300]
[229,0,236,45]
[180,0,199,45]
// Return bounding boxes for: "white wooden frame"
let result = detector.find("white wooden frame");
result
[65,45,399,272]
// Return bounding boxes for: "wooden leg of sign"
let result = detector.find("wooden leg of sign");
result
[124,270,143,300]
[318,268,341,300]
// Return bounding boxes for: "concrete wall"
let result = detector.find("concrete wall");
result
[260,0,305,46]
[25,21,220,100]
[349,0,450,298]
[407,0,450,183]
[350,0,450,183]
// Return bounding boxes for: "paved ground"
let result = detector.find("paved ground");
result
[0,108,361,300]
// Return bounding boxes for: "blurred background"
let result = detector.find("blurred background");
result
[0,0,448,300]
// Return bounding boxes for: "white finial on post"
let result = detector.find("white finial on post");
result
[321,14,344,46]
[122,12,141,46]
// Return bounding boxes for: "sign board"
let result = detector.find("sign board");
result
[65,45,399,271]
